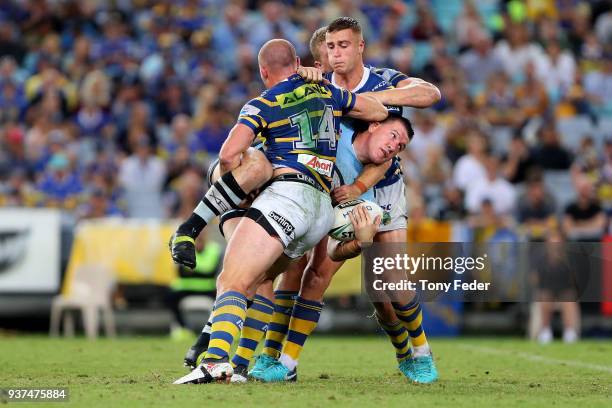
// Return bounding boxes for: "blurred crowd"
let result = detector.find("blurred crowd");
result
[0,0,611,242]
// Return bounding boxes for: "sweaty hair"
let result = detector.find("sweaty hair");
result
[309,26,327,61]
[327,17,362,35]
[258,39,297,70]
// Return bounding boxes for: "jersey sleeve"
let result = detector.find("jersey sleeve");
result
[371,66,409,88]
[327,84,357,115]
[236,97,270,133]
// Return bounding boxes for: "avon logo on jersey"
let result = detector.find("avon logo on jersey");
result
[298,154,333,177]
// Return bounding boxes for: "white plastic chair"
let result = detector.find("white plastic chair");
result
[49,264,116,339]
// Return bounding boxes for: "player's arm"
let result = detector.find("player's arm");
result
[362,78,441,108]
[371,68,441,108]
[332,160,391,203]
[218,124,257,173]
[349,93,388,121]
[327,205,381,262]
[330,84,388,122]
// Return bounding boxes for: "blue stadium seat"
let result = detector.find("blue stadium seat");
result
[490,126,513,156]
[543,171,576,214]
[557,115,595,153]
[431,0,463,33]
[411,41,433,72]
[597,117,612,142]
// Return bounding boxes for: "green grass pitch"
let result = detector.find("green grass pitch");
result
[1,335,611,407]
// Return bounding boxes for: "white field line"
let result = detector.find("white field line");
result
[459,344,612,375]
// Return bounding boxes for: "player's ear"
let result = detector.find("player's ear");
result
[358,38,365,54]
[368,121,380,133]
[295,56,300,69]
[314,61,322,69]
[260,66,268,81]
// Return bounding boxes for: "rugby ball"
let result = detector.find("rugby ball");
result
[328,199,384,242]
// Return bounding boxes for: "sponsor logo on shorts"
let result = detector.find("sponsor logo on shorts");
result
[268,211,295,237]
[298,154,333,177]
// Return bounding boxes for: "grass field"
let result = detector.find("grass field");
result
[1,335,612,407]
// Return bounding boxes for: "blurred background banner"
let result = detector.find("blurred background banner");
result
[0,208,60,293]
[63,218,178,295]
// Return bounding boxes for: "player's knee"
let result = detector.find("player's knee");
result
[216,270,249,295]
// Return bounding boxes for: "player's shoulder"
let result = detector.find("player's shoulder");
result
[365,69,392,91]
[241,89,278,113]
[368,65,409,87]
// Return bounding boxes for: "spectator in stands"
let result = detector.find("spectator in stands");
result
[534,227,581,344]
[478,71,524,128]
[517,171,557,241]
[409,110,445,167]
[118,138,166,218]
[453,131,489,191]
[455,0,487,52]
[195,103,231,156]
[515,61,550,125]
[117,100,157,155]
[563,176,606,241]
[0,168,35,207]
[494,23,544,80]
[37,152,83,210]
[437,185,467,221]
[75,70,112,139]
[0,125,28,178]
[77,188,123,220]
[596,139,612,214]
[503,134,538,184]
[465,154,516,216]
[584,54,612,114]
[458,32,503,86]
[247,1,304,54]
[531,124,573,170]
[411,4,443,41]
[535,40,576,100]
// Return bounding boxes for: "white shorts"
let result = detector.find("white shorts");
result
[247,178,334,259]
[374,178,407,232]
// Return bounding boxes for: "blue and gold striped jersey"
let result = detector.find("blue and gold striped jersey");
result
[237,74,356,192]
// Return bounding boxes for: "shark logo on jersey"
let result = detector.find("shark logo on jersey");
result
[298,154,334,177]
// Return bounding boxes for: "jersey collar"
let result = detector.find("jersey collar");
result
[331,65,370,93]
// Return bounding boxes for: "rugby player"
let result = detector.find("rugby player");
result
[255,18,440,384]
[177,19,440,383]
[173,38,388,384]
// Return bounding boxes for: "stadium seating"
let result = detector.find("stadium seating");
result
[557,115,595,152]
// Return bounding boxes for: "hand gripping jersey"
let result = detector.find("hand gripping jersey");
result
[237,74,356,192]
